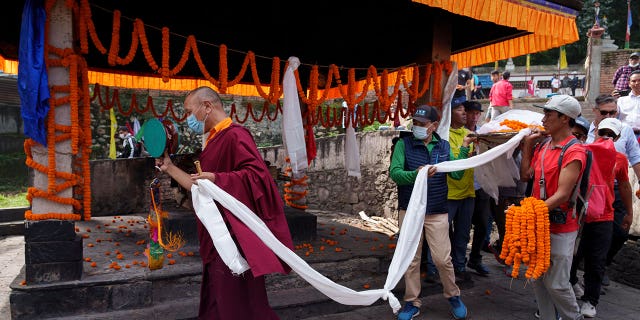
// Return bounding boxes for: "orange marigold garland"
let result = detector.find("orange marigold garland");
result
[498,119,545,133]
[283,157,309,210]
[499,197,550,280]
[24,10,92,221]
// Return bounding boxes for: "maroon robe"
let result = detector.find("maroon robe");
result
[197,123,293,319]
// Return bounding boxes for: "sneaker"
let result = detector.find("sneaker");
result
[467,261,490,276]
[448,296,467,319]
[580,301,596,318]
[601,274,610,286]
[573,283,584,299]
[397,302,420,320]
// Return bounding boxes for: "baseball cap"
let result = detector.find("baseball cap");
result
[598,118,622,136]
[463,100,483,112]
[533,95,581,120]
[451,95,466,108]
[574,116,590,133]
[412,105,440,123]
[630,52,640,58]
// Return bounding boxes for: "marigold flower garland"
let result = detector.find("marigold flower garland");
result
[283,157,309,210]
[499,197,550,280]
[25,2,93,221]
[498,119,545,133]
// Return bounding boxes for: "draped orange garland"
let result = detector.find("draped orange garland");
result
[24,0,93,221]
[21,0,467,220]
[71,0,453,120]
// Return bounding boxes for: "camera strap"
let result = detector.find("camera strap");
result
[538,141,550,200]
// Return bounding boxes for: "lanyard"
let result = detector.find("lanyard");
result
[538,142,551,200]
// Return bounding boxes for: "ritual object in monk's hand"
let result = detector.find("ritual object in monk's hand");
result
[141,118,180,158]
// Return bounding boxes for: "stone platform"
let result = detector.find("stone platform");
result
[9,211,388,320]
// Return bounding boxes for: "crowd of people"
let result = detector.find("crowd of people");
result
[386,61,640,320]
[128,58,640,320]
[464,69,582,103]
[389,89,640,320]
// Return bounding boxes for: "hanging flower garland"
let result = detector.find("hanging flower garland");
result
[499,197,550,280]
[25,8,93,221]
[283,157,309,210]
[76,0,456,129]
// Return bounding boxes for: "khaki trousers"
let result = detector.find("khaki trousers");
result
[490,105,512,120]
[399,210,460,307]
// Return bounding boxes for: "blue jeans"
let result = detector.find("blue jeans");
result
[447,197,475,271]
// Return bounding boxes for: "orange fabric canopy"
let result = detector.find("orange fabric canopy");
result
[2,0,579,96]
[413,0,580,68]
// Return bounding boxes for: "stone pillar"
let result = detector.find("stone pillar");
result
[585,25,605,105]
[25,0,82,284]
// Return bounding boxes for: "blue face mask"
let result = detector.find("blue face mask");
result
[412,126,428,140]
[187,114,204,134]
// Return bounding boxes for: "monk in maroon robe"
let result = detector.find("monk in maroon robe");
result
[156,86,293,319]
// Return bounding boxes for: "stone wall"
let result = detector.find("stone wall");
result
[89,99,593,219]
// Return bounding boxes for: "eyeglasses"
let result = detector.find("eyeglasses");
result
[599,110,617,116]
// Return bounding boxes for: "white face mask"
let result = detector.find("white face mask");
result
[630,62,639,68]
[412,126,428,140]
[119,133,126,139]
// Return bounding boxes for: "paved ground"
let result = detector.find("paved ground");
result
[0,235,24,317]
[3,212,640,319]
[302,255,640,320]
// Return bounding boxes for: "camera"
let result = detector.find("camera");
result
[549,207,567,224]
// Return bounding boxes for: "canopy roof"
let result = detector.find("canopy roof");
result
[0,0,582,92]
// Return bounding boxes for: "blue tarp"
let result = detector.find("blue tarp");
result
[18,0,50,146]
[476,74,493,88]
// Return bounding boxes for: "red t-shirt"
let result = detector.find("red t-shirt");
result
[530,136,586,233]
[489,79,513,107]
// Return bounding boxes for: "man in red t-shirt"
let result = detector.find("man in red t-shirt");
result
[569,118,633,318]
[488,71,514,120]
[520,95,585,320]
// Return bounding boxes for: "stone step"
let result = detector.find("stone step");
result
[163,206,318,244]
[0,206,26,223]
[0,220,24,236]
[10,253,392,319]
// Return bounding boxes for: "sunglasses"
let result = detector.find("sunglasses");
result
[599,110,617,116]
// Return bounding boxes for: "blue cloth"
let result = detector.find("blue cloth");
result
[18,0,50,146]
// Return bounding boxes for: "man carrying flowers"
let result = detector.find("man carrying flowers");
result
[520,95,586,320]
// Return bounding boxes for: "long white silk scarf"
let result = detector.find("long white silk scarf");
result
[197,128,530,313]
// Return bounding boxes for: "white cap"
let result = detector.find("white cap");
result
[534,95,581,120]
[598,118,622,136]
